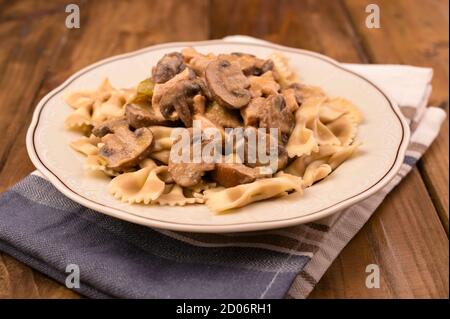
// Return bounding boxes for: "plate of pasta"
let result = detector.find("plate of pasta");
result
[26,40,409,233]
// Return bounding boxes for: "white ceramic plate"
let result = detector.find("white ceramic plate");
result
[26,40,410,233]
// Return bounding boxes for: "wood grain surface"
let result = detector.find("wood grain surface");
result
[0,0,448,299]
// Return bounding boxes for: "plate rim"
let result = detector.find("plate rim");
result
[26,39,411,233]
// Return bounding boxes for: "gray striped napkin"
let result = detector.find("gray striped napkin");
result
[0,38,446,298]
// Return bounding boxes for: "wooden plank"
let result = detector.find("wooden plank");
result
[419,109,449,233]
[0,0,208,298]
[0,0,69,20]
[210,0,448,298]
[0,12,69,189]
[309,169,449,298]
[343,0,449,232]
[210,0,364,62]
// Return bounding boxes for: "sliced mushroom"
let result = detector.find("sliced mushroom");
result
[233,127,289,172]
[125,103,176,128]
[211,163,261,188]
[159,79,204,127]
[249,71,280,97]
[92,117,128,137]
[204,101,243,128]
[241,95,295,136]
[205,59,251,109]
[168,131,216,187]
[218,52,274,76]
[152,52,186,84]
[260,95,295,136]
[169,161,215,187]
[92,117,154,171]
[152,68,202,127]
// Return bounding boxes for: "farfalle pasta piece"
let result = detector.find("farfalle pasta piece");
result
[119,88,137,104]
[108,166,170,204]
[64,78,113,109]
[139,158,158,170]
[69,135,101,156]
[64,104,92,129]
[64,79,134,129]
[286,124,319,158]
[286,96,325,157]
[286,143,359,178]
[150,150,170,164]
[311,118,341,146]
[327,114,357,146]
[302,160,332,188]
[152,184,204,206]
[187,180,217,193]
[150,126,175,151]
[328,142,360,169]
[269,52,299,87]
[85,154,119,177]
[65,91,96,110]
[326,97,363,124]
[204,174,303,213]
[91,92,127,124]
[319,101,348,124]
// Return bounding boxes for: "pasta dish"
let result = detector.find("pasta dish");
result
[64,48,363,213]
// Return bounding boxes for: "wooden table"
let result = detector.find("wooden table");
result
[0,0,448,299]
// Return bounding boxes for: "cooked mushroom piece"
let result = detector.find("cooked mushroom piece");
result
[152,52,186,84]
[92,117,128,137]
[182,47,217,77]
[168,132,216,187]
[92,118,154,171]
[249,71,280,98]
[218,53,274,76]
[241,95,295,136]
[152,68,203,127]
[158,79,203,127]
[233,127,289,171]
[169,162,215,187]
[205,59,251,109]
[211,163,260,188]
[125,103,176,128]
[260,95,295,136]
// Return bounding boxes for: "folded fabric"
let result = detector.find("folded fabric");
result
[0,36,446,298]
